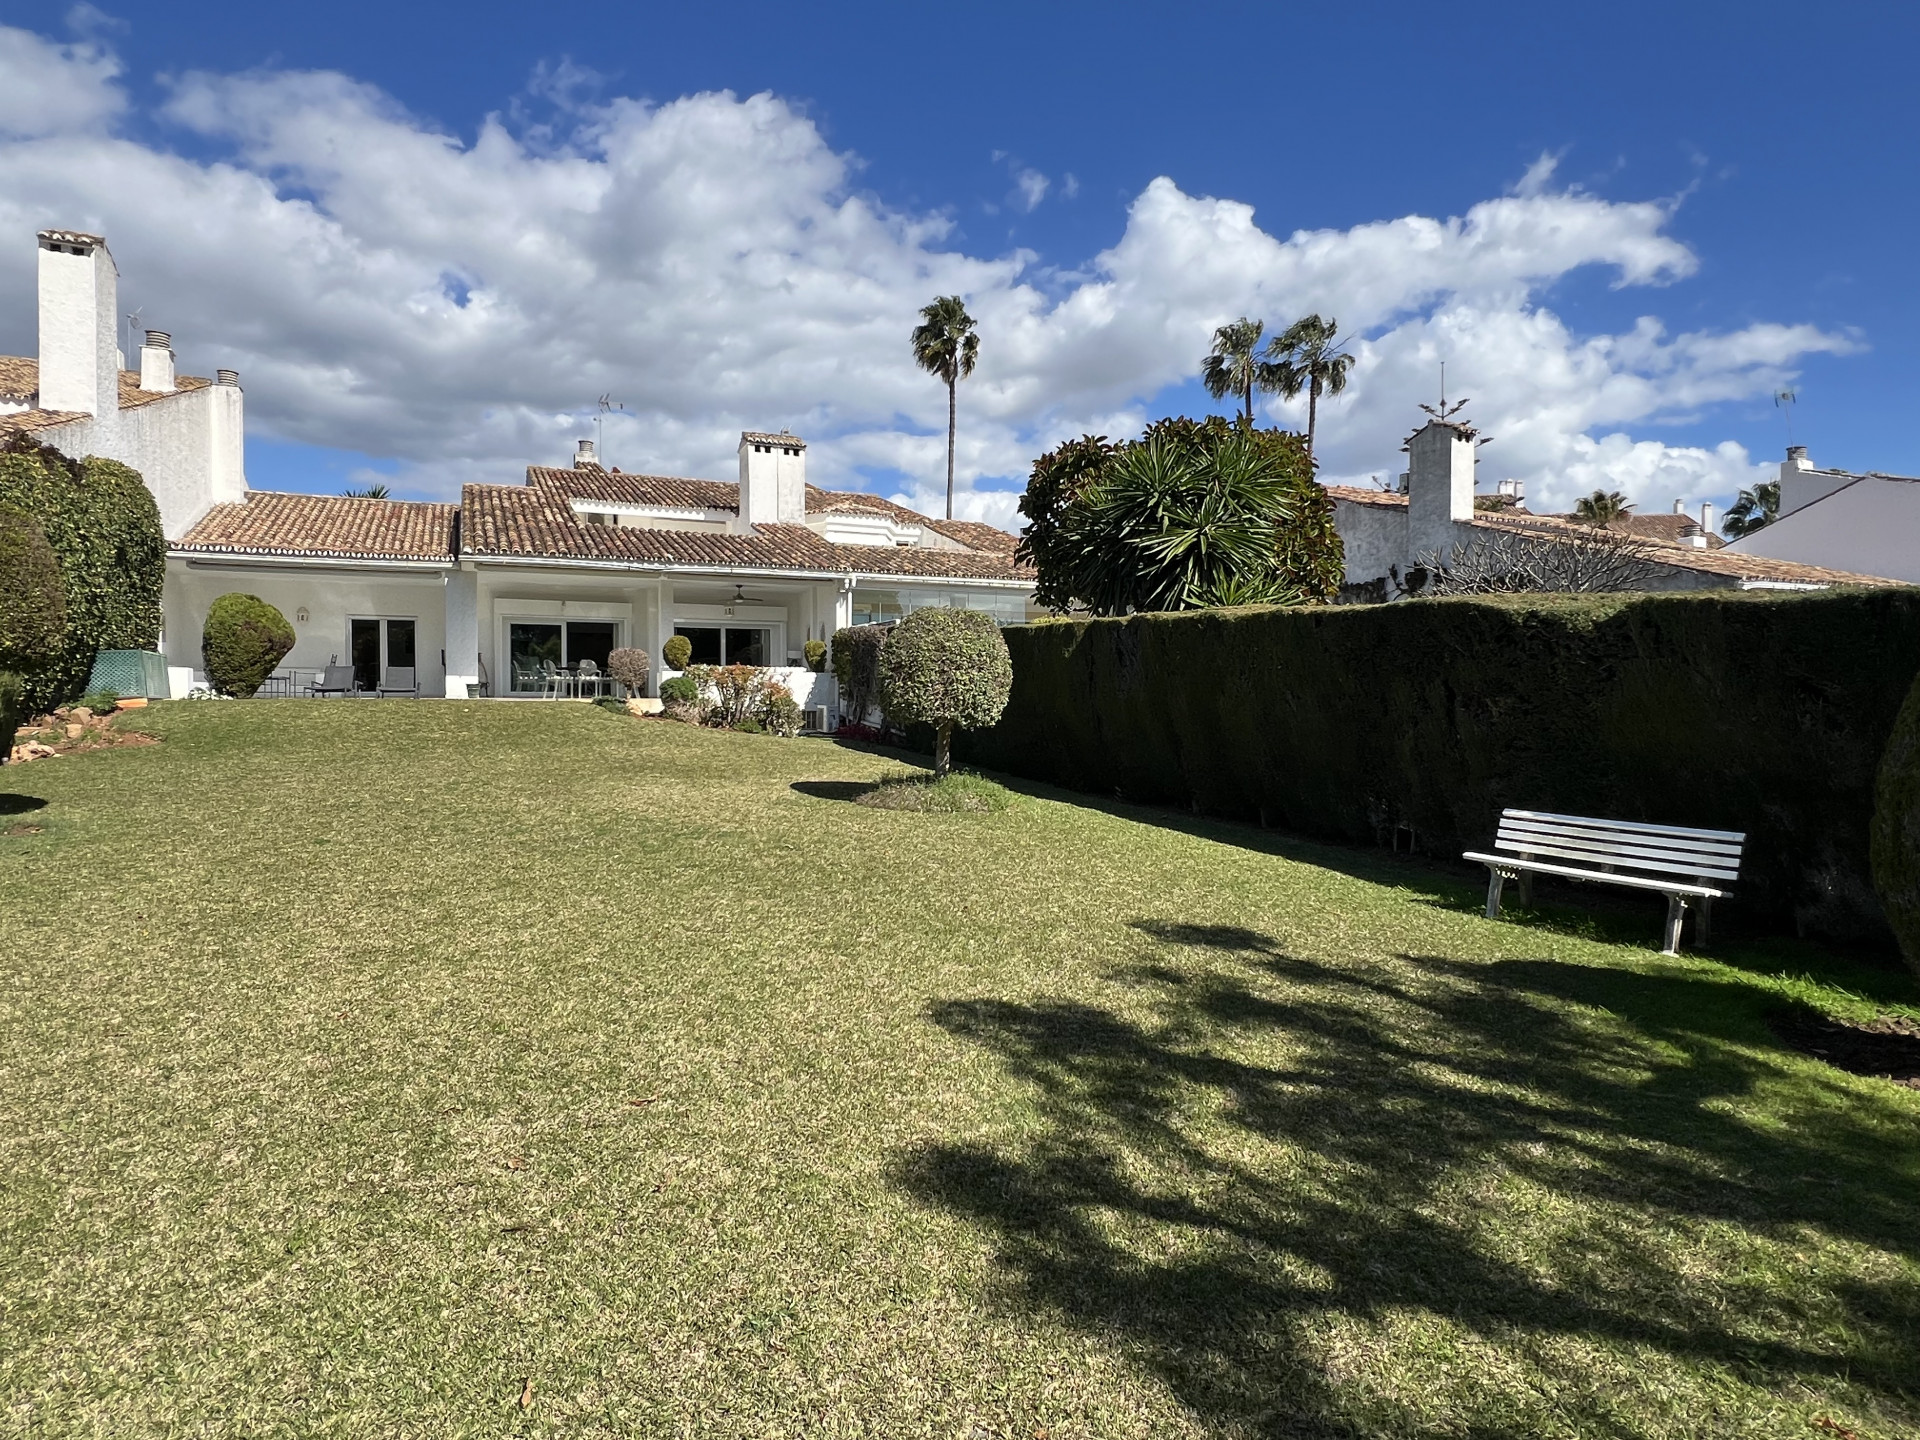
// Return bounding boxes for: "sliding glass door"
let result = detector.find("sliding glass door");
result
[507,620,620,693]
[349,617,416,692]
[671,625,770,667]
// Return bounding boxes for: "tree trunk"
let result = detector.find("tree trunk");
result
[1243,376,1252,425]
[946,375,957,520]
[1307,374,1320,466]
[935,720,953,777]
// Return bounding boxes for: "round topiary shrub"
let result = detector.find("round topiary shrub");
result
[202,593,295,698]
[663,634,693,671]
[607,647,651,695]
[1872,667,1920,983]
[879,607,1013,777]
[803,638,827,673]
[659,674,701,707]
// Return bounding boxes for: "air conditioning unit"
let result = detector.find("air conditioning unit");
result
[802,706,829,733]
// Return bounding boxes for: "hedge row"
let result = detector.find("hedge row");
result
[0,436,166,715]
[958,589,1920,939]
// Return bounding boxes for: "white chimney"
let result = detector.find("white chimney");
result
[1699,501,1714,535]
[737,430,807,527]
[1405,419,1477,567]
[138,329,175,393]
[36,229,119,418]
[1672,498,1685,515]
[574,438,598,468]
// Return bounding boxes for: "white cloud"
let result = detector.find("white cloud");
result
[0,21,1859,527]
[1011,167,1048,213]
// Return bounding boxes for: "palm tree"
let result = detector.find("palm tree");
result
[1723,481,1780,538]
[1265,315,1355,466]
[344,483,391,499]
[1200,318,1268,425]
[1572,489,1632,526]
[911,296,980,521]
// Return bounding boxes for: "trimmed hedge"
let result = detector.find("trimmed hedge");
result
[0,436,165,715]
[0,503,65,756]
[958,590,1920,940]
[202,594,295,698]
[831,625,890,725]
[1873,669,1920,979]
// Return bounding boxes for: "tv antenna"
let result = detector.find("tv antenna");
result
[123,308,143,368]
[1419,360,1471,425]
[595,394,624,465]
[1774,389,1797,446]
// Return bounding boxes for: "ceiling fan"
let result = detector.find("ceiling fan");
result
[728,585,769,605]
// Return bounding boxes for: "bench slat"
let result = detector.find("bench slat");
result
[1498,816,1744,856]
[1464,851,1728,898]
[1502,808,1746,845]
[1496,830,1743,870]
[1489,838,1741,881]
[1495,825,1743,870]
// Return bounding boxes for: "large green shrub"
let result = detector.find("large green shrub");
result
[202,594,295,698]
[0,436,165,715]
[1016,416,1343,614]
[959,589,1920,941]
[1872,668,1920,980]
[0,503,66,756]
[658,674,701,706]
[880,608,1013,776]
[663,634,693,671]
[831,624,890,725]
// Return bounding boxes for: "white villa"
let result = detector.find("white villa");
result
[0,228,1038,706]
[1722,445,1920,585]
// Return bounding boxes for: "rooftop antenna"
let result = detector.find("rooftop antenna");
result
[595,394,624,465]
[1775,389,1797,447]
[1418,360,1471,425]
[123,308,143,369]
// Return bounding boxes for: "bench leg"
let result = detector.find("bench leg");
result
[1517,870,1535,907]
[1697,896,1712,948]
[1661,894,1689,956]
[1484,868,1507,919]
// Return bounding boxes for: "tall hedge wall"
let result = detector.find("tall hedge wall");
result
[958,589,1920,939]
[0,436,165,715]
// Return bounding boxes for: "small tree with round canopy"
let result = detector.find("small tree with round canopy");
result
[878,608,1013,778]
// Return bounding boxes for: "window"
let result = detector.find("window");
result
[507,619,621,692]
[673,625,768,666]
[350,617,416,691]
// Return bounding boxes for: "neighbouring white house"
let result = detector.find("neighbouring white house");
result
[1722,445,1920,585]
[0,230,246,539]
[1,226,1038,708]
[1325,416,1908,597]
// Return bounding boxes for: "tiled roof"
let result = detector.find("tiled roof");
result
[741,431,806,448]
[1585,512,1723,549]
[0,356,216,432]
[529,465,739,511]
[462,482,1032,581]
[928,518,1022,555]
[174,492,459,561]
[1323,484,1905,588]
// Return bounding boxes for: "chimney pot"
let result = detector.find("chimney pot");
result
[215,369,240,387]
[575,438,598,468]
[1672,498,1684,514]
[139,330,176,393]
[1786,445,1810,468]
[1699,501,1715,533]
[144,329,170,349]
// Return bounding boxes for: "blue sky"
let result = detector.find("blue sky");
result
[0,0,1914,526]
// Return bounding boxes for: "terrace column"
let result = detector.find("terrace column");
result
[444,568,479,698]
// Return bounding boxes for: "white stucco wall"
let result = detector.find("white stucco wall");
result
[1725,477,1920,584]
[164,561,451,691]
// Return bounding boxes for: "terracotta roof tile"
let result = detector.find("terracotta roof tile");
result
[174,492,458,561]
[740,431,806,448]
[0,355,218,432]
[462,482,1031,581]
[1323,483,1906,588]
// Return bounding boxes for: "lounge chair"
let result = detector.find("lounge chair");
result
[377,666,418,699]
[311,662,357,698]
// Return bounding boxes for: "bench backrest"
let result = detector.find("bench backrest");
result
[1494,808,1744,888]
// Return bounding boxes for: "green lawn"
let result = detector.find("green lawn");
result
[2,701,1917,1438]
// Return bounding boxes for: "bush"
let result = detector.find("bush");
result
[0,503,67,758]
[0,437,165,715]
[880,608,1013,776]
[831,624,890,726]
[761,690,803,738]
[593,694,628,714]
[732,715,766,734]
[659,674,701,706]
[607,647,651,694]
[663,634,693,671]
[711,664,779,727]
[959,589,1920,941]
[803,638,828,673]
[202,594,296,698]
[79,690,121,713]
[1873,667,1920,982]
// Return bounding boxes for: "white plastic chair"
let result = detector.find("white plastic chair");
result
[575,658,603,699]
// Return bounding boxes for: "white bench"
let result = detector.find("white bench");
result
[1464,808,1745,955]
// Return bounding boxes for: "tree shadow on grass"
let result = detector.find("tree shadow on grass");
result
[894,923,1920,1437]
[0,794,47,815]
[790,780,880,803]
